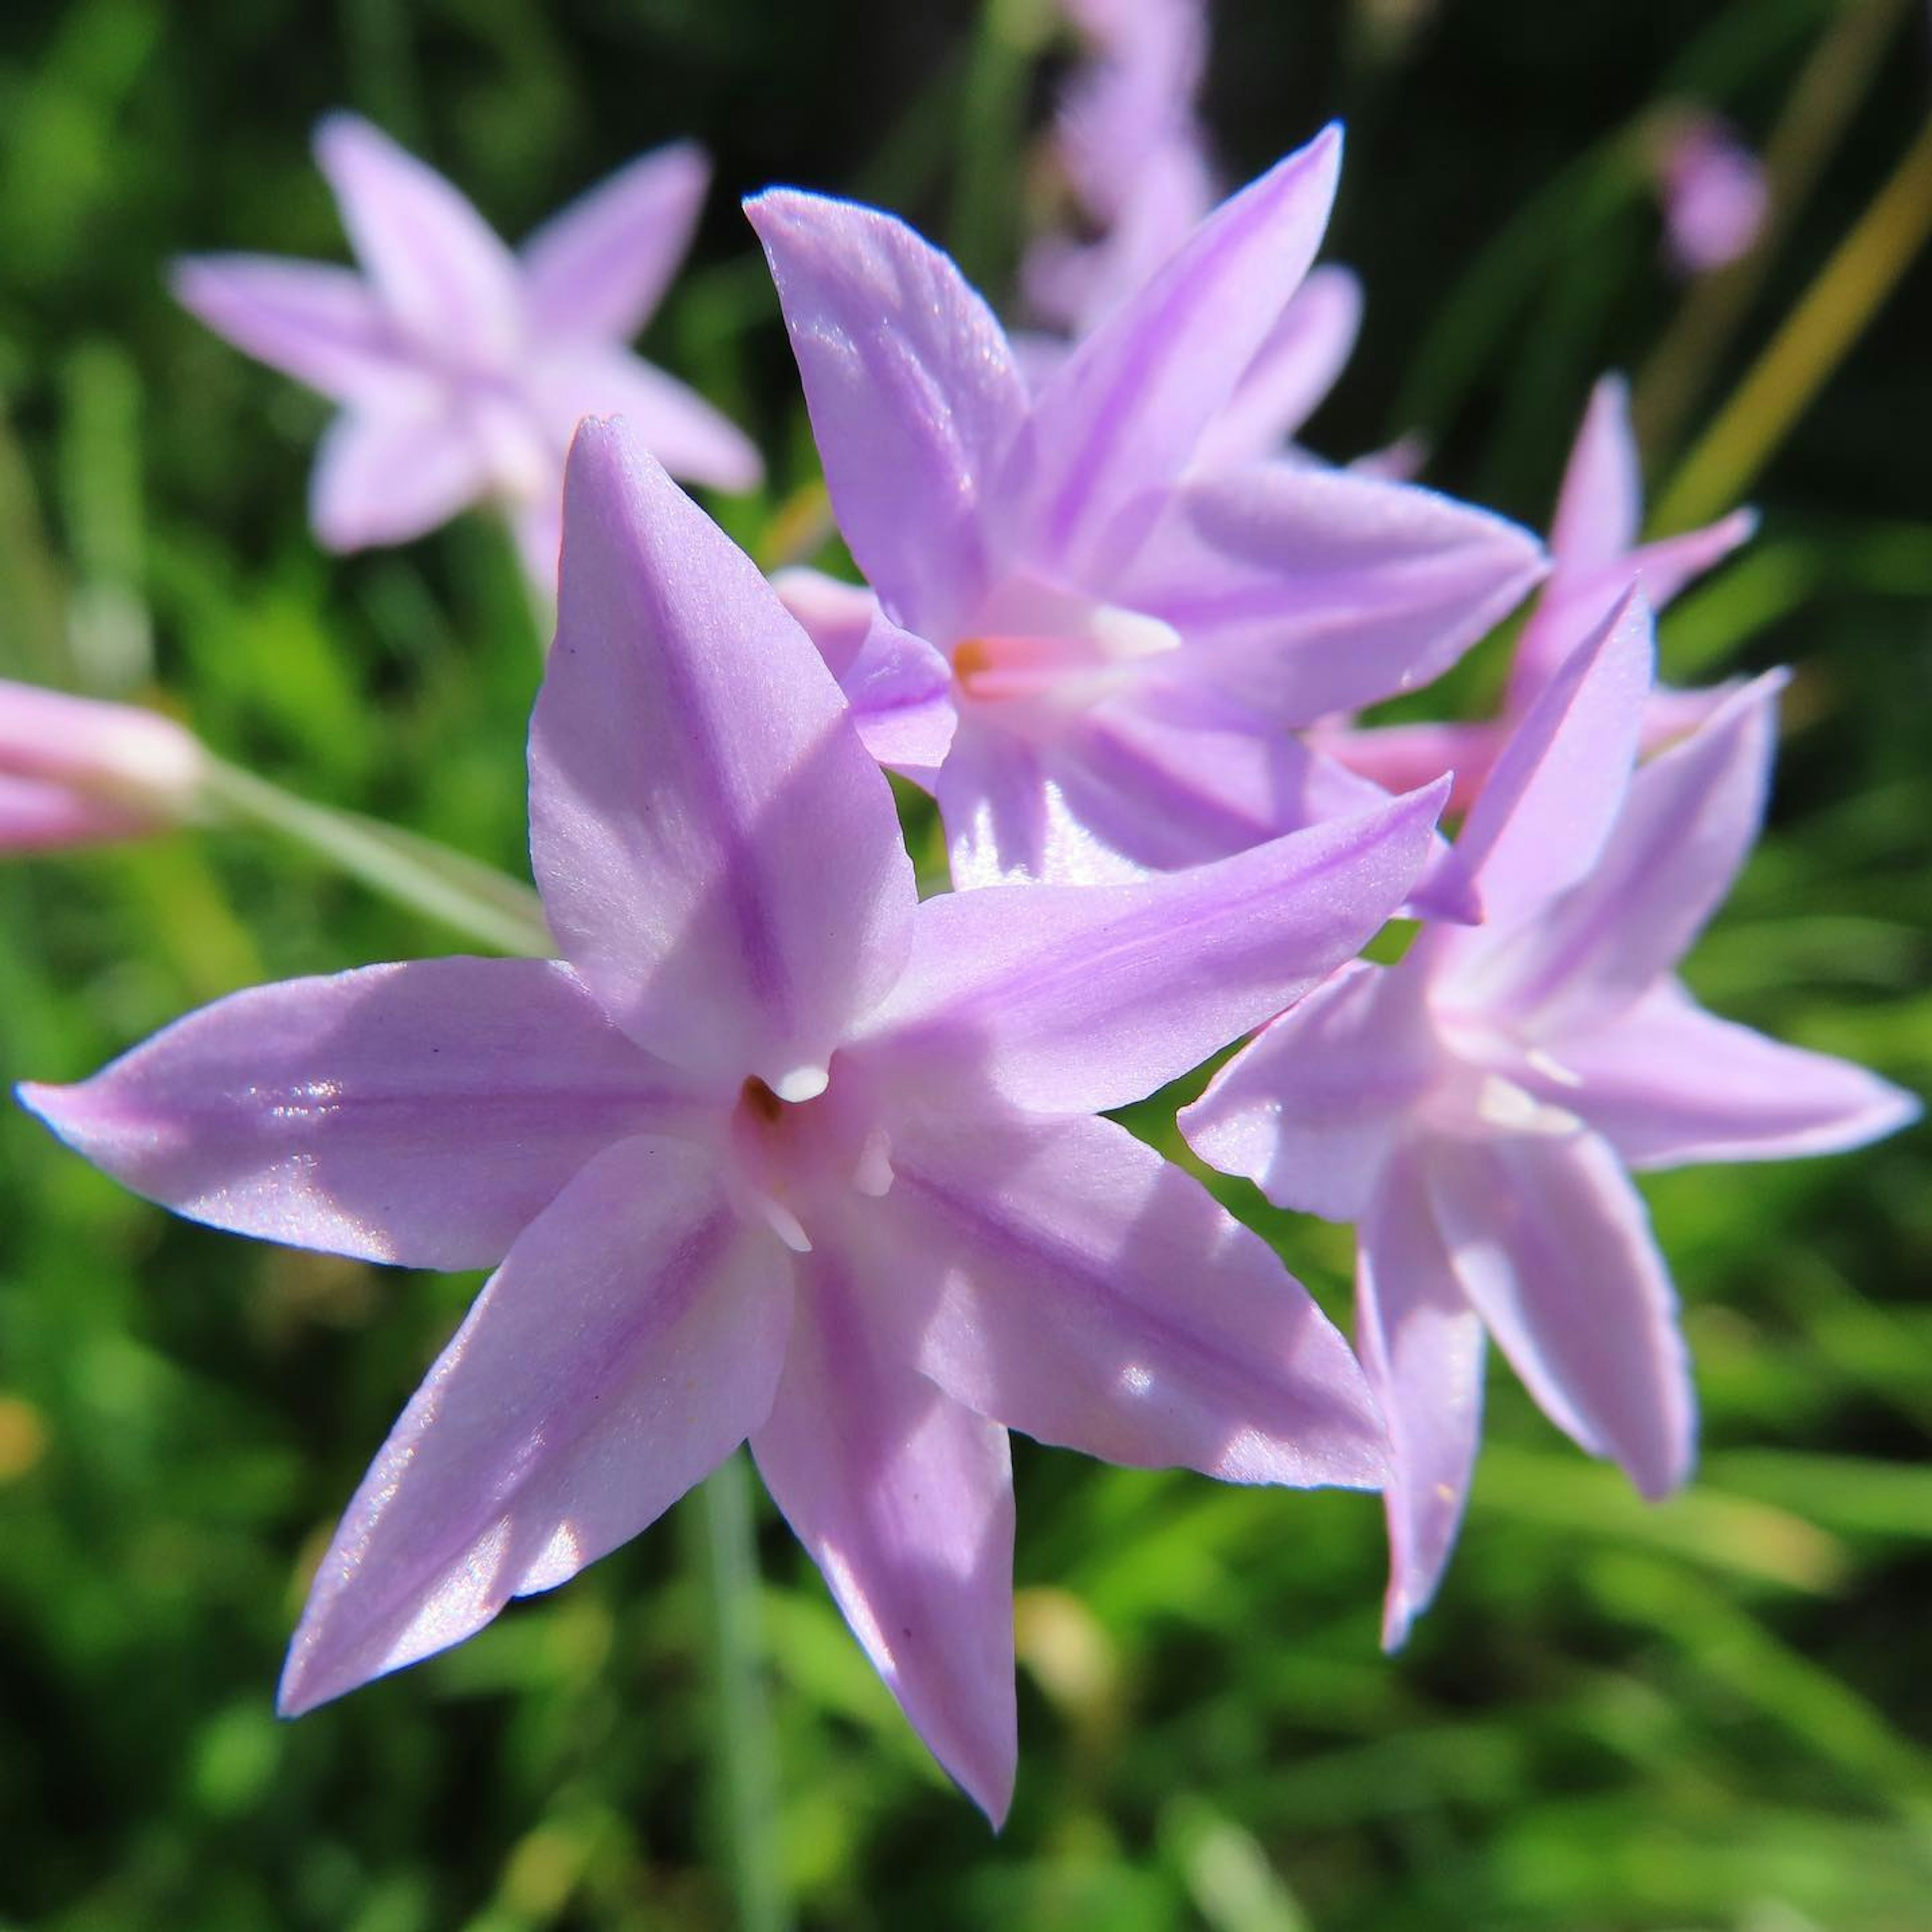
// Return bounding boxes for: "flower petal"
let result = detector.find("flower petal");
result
[751,1239,1016,1824]
[533,344,763,493]
[1548,374,1642,575]
[935,716,1125,889]
[1548,979,1921,1169]
[1192,264,1363,469]
[1310,716,1502,811]
[746,190,1028,641]
[1358,1148,1487,1649]
[170,256,407,404]
[530,421,915,1094]
[0,775,158,850]
[1014,128,1343,578]
[861,781,1443,1116]
[278,1136,791,1714]
[1424,1129,1694,1499]
[1476,671,1786,1036]
[1116,464,1545,726]
[1042,685,1411,874]
[520,140,710,342]
[885,1108,1388,1488]
[313,113,523,363]
[1444,589,1653,934]
[309,404,490,551]
[1180,959,1434,1223]
[772,568,958,785]
[17,958,695,1270]
[1512,509,1756,705]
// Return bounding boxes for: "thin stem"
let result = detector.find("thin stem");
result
[1654,109,1932,533]
[199,758,551,957]
[693,1453,790,1932]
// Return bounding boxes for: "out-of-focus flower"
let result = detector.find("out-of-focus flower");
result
[1317,374,1754,809]
[749,131,1542,894]
[0,680,208,851]
[21,418,1450,1822]
[1021,0,1364,464]
[1184,596,1918,1646]
[1655,110,1769,276]
[174,115,761,586]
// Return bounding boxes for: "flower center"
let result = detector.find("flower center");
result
[727,1069,893,1254]
[951,575,1181,715]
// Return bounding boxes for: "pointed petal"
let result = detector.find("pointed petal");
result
[1014,129,1343,577]
[533,344,763,493]
[530,421,914,1092]
[16,959,699,1270]
[887,1108,1388,1489]
[1180,959,1434,1223]
[1357,1149,1487,1649]
[861,782,1443,1116]
[746,190,1028,640]
[1511,508,1756,704]
[1478,671,1785,1035]
[1425,1130,1694,1499]
[1192,264,1363,469]
[521,140,709,341]
[279,1137,791,1713]
[1548,374,1642,574]
[1547,979,1921,1169]
[1445,590,1653,933]
[170,256,408,403]
[313,113,524,363]
[752,1241,1015,1824]
[1116,465,1545,726]
[309,404,490,550]
[771,569,958,786]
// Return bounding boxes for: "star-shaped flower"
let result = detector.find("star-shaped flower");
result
[21,418,1449,1821]
[1182,592,1917,1647]
[1319,374,1755,806]
[0,679,207,852]
[174,115,761,584]
[749,129,1543,893]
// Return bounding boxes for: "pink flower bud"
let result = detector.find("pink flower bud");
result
[0,680,209,852]
[1656,111,1768,276]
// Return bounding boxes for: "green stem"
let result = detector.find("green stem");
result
[199,759,551,957]
[693,1453,790,1932]
[1654,109,1932,533]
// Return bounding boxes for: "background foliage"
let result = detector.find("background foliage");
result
[1,1,1928,1927]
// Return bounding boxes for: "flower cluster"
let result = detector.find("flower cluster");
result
[13,12,1914,1828]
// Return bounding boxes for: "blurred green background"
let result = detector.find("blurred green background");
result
[2,0,1929,1927]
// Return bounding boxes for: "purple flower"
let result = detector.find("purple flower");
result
[1020,4,1364,466]
[1656,111,1769,276]
[1183,594,1918,1646]
[174,115,761,584]
[0,679,207,851]
[748,130,1542,892]
[20,418,1450,1820]
[1318,374,1755,807]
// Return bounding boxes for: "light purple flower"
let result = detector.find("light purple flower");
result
[174,115,761,585]
[1656,111,1769,276]
[749,130,1542,892]
[1317,374,1756,808]
[1183,594,1918,1647]
[0,679,207,851]
[1020,4,1364,467]
[20,418,1451,1821]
